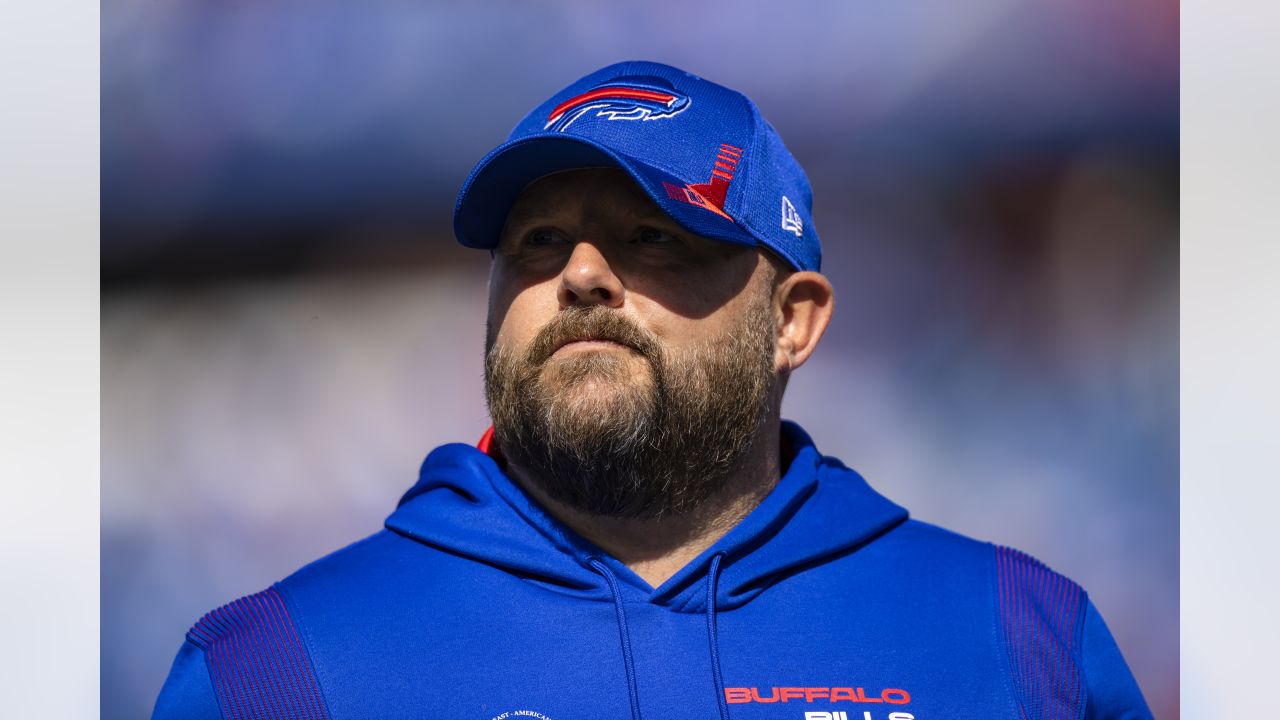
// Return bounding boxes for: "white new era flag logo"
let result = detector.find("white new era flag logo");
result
[781,196,803,237]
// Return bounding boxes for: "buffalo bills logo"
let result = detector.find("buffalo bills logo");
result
[545,79,690,132]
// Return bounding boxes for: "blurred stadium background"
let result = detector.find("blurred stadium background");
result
[102,1,1178,718]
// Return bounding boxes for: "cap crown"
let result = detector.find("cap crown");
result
[454,61,820,272]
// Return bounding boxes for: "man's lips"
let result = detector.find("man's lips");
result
[552,338,636,355]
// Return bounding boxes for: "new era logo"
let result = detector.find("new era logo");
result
[781,196,803,237]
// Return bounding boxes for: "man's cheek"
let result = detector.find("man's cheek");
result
[487,268,545,339]
[487,313,537,362]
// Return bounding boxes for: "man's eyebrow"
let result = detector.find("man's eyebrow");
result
[499,208,562,235]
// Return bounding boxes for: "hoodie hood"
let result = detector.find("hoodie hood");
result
[385,420,907,612]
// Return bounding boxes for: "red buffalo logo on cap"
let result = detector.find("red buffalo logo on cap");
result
[545,81,691,132]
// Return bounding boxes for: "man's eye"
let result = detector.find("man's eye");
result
[635,227,679,245]
[524,228,568,247]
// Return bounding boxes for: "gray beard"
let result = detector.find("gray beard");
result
[484,302,776,520]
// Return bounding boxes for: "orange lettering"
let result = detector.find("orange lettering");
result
[830,688,858,703]
[751,687,779,703]
[883,689,911,705]
[724,688,751,704]
[780,688,806,702]
[728,684,911,706]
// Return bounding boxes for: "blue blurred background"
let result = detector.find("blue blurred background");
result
[101,1,1178,718]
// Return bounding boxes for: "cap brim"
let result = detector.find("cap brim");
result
[453,134,758,252]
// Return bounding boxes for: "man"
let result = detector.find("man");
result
[153,61,1152,720]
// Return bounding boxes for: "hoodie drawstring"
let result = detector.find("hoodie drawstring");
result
[588,555,729,720]
[706,553,730,720]
[589,558,643,720]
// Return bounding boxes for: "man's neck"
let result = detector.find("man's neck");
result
[505,418,783,589]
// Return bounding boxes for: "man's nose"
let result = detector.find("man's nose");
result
[558,241,624,309]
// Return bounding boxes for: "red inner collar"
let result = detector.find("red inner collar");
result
[476,425,499,457]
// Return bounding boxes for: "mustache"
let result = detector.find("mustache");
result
[525,306,663,367]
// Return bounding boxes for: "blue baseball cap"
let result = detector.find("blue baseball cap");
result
[453,61,821,272]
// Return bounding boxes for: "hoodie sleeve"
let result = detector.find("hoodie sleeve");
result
[151,640,223,720]
[1080,599,1154,720]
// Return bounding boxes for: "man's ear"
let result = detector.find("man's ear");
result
[772,271,835,375]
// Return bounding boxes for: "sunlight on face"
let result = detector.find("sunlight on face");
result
[482,168,781,518]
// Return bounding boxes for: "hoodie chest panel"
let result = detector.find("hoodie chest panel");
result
[709,559,1019,720]
[625,603,736,719]
[295,556,646,720]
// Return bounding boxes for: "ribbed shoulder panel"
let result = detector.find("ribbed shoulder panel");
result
[994,545,1087,720]
[186,586,330,720]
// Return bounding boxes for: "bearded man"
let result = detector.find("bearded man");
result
[153,61,1152,720]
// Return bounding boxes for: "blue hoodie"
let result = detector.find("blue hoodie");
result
[153,422,1152,720]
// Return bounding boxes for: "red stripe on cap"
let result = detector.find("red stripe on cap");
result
[548,88,676,123]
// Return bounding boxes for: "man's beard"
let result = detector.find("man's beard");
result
[484,298,776,520]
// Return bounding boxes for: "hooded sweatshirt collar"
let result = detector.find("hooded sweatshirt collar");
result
[385,421,908,612]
